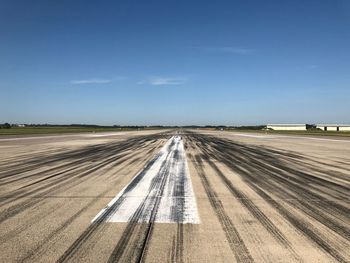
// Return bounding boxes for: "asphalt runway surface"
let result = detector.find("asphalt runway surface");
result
[0,130,349,262]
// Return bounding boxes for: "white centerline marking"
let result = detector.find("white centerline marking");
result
[92,135,200,224]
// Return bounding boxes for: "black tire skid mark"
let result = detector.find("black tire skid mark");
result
[0,135,159,189]
[176,224,184,263]
[197,144,302,261]
[0,134,163,181]
[169,144,185,263]
[193,133,350,239]
[191,152,254,263]
[218,143,350,240]
[170,224,184,263]
[56,136,173,263]
[170,146,186,223]
[200,136,350,224]
[0,199,67,244]
[288,152,350,178]
[250,183,349,263]
[139,137,185,263]
[16,141,150,190]
[107,137,178,263]
[0,136,155,195]
[204,133,350,228]
[0,152,137,224]
[0,136,165,224]
[21,188,115,262]
[211,136,350,205]
[103,142,164,181]
[188,132,349,262]
[0,148,68,177]
[0,145,160,252]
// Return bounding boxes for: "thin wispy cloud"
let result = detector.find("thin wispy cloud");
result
[198,46,254,55]
[138,77,187,86]
[70,79,112,85]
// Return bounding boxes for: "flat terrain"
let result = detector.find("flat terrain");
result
[227,129,350,137]
[0,127,139,135]
[0,130,349,262]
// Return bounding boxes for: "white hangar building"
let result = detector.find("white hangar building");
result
[316,124,350,131]
[266,124,307,131]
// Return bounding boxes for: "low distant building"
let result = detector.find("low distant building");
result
[266,124,307,131]
[316,124,350,132]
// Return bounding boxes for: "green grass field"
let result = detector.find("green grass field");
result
[2,126,349,137]
[0,126,138,136]
[226,129,350,137]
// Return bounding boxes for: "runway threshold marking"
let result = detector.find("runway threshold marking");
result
[92,135,200,224]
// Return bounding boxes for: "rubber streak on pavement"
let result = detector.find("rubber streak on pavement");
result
[92,135,200,224]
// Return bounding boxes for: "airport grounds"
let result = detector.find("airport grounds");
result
[0,128,349,262]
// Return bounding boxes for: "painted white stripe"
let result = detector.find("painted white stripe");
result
[230,133,350,142]
[84,132,126,137]
[0,132,127,141]
[229,133,272,138]
[0,135,79,141]
[92,135,200,224]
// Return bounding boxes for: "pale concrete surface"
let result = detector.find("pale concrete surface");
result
[0,130,349,262]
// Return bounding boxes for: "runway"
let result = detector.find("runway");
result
[92,135,199,224]
[0,130,349,262]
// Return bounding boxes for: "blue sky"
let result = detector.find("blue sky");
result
[1,0,349,125]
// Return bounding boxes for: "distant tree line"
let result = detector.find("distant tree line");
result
[0,123,11,129]
[0,123,270,130]
[229,125,266,130]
